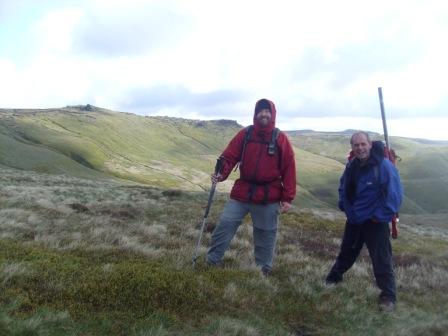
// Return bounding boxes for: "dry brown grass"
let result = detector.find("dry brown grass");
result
[0,166,447,335]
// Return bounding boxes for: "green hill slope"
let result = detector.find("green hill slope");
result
[0,107,337,209]
[1,107,447,213]
[0,107,239,191]
[287,130,448,214]
[0,122,112,180]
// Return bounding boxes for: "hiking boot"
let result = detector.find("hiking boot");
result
[324,280,338,288]
[261,266,271,278]
[325,273,342,287]
[378,297,395,312]
[206,259,223,269]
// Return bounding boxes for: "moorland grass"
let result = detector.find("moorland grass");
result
[0,167,447,335]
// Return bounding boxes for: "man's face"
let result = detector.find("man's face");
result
[351,134,372,162]
[256,108,271,127]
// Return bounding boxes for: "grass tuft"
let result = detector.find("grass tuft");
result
[0,167,447,335]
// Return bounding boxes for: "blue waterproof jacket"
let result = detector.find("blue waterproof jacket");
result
[338,141,403,225]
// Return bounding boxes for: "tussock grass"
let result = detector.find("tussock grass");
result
[0,262,29,285]
[207,317,260,336]
[0,167,447,335]
[0,303,73,336]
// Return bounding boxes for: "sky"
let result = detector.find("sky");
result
[1,0,447,140]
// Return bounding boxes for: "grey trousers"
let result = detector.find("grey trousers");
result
[207,199,279,270]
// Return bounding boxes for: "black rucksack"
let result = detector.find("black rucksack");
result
[239,125,280,168]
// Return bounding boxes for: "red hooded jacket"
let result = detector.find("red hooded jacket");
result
[219,99,296,204]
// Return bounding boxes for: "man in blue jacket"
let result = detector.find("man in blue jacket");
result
[325,131,403,312]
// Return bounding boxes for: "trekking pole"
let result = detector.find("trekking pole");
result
[378,87,399,239]
[378,87,390,150]
[192,157,223,269]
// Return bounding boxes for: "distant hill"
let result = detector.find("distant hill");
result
[1,105,447,213]
[286,130,448,214]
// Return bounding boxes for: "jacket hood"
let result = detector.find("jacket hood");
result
[253,98,276,132]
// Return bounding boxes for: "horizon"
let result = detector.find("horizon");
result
[2,104,447,142]
[2,1,448,141]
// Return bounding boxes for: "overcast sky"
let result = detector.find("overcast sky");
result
[1,0,447,140]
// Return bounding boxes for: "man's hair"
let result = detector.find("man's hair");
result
[350,131,371,145]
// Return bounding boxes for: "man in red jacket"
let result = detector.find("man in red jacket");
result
[207,98,296,275]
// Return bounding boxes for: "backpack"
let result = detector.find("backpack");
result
[235,126,281,203]
[347,140,398,164]
[347,140,397,188]
[239,125,280,168]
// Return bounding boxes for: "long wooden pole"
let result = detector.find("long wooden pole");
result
[378,87,398,239]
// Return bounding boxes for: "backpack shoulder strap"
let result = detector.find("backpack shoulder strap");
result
[245,125,254,142]
[242,125,254,155]
[237,126,254,170]
[268,127,280,155]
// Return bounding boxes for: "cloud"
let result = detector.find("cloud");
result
[1,0,448,140]
[72,1,192,57]
[0,1,21,20]
[327,38,424,89]
[120,85,249,117]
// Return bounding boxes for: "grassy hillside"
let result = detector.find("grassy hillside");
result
[0,107,335,210]
[287,130,448,214]
[0,166,446,335]
[293,147,343,206]
[0,107,240,190]
[1,107,448,213]
[0,108,265,191]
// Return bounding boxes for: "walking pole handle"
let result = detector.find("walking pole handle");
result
[214,156,224,175]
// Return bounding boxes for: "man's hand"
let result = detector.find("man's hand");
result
[211,173,223,184]
[279,201,291,213]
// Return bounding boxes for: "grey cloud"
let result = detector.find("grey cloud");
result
[122,85,189,108]
[290,34,423,90]
[285,48,327,82]
[73,4,192,56]
[121,85,249,117]
[0,1,22,20]
[328,37,424,89]
[282,31,440,118]
[0,0,72,22]
[279,93,448,119]
[279,99,357,119]
[114,81,448,126]
[123,84,448,122]
[0,1,33,23]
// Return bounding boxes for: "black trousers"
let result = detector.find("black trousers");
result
[326,220,396,302]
